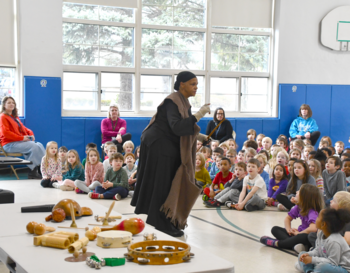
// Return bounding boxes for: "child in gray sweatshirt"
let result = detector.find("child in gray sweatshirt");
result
[323,156,346,204]
[297,208,350,273]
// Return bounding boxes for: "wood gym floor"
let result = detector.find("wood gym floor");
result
[0,177,302,273]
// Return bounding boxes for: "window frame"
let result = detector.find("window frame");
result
[62,0,275,118]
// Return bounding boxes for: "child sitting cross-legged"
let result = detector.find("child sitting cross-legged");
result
[103,145,117,173]
[234,158,268,212]
[205,162,247,208]
[74,148,104,194]
[226,148,236,172]
[266,164,289,207]
[52,149,84,191]
[58,146,68,174]
[255,154,270,190]
[195,152,211,189]
[203,157,233,201]
[296,208,350,273]
[209,147,224,180]
[260,184,324,251]
[41,141,62,188]
[200,146,213,172]
[82,143,103,168]
[308,159,324,194]
[123,153,137,190]
[89,153,129,200]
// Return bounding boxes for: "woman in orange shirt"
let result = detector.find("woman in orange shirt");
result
[0,96,45,179]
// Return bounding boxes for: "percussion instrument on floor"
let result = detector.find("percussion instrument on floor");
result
[100,218,145,235]
[97,231,132,248]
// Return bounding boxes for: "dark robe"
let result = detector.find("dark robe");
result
[205,119,233,143]
[130,99,197,231]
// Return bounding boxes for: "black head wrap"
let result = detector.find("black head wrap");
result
[174,71,197,91]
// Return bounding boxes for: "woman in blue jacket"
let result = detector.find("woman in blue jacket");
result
[289,104,320,146]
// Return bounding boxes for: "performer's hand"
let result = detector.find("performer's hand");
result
[193,104,211,121]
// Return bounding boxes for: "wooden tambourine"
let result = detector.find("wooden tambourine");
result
[124,240,194,265]
[97,231,132,248]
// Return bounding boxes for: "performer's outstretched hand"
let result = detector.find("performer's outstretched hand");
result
[194,103,210,121]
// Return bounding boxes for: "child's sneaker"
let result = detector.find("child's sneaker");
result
[114,193,121,201]
[205,200,222,208]
[278,204,288,211]
[294,261,303,272]
[294,243,306,254]
[202,195,209,202]
[260,236,278,248]
[52,182,60,189]
[88,192,100,199]
[128,191,134,198]
[60,185,74,191]
[75,187,85,194]
[225,201,236,209]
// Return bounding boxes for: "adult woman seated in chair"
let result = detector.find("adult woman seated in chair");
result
[205,107,233,143]
[101,103,132,153]
[289,104,320,146]
[0,96,45,179]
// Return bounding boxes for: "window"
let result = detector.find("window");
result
[62,1,274,116]
[0,67,16,105]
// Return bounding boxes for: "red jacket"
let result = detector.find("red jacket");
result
[0,113,33,146]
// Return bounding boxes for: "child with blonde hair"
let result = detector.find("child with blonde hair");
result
[41,141,62,188]
[200,146,213,172]
[244,147,257,163]
[53,149,84,191]
[262,137,272,156]
[255,154,270,189]
[303,145,314,161]
[103,141,114,159]
[308,159,324,193]
[293,139,305,159]
[335,141,345,157]
[320,136,332,147]
[219,142,229,156]
[195,152,211,189]
[303,138,312,146]
[256,133,265,152]
[103,145,117,173]
[75,148,104,194]
[226,138,237,150]
[123,140,134,154]
[268,146,284,178]
[247,129,256,141]
[210,139,219,152]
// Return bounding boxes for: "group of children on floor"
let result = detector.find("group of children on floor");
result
[196,130,350,273]
[39,140,140,201]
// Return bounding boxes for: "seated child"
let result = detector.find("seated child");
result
[262,137,272,157]
[335,141,345,157]
[203,157,233,200]
[323,156,346,206]
[103,145,117,173]
[293,139,305,159]
[303,138,312,146]
[82,143,103,167]
[245,140,258,150]
[103,141,114,160]
[123,140,134,154]
[210,139,219,151]
[58,146,68,174]
[314,150,327,171]
[89,153,129,200]
[209,147,224,180]
[297,208,350,273]
[303,145,314,161]
[260,184,323,251]
[244,147,257,163]
[40,141,62,188]
[308,151,316,160]
[307,191,350,249]
[237,149,245,163]
[134,146,140,166]
[247,129,256,141]
[308,159,324,193]
[234,158,267,212]
[276,136,288,152]
[200,146,213,172]
[123,153,137,190]
[276,150,290,176]
[195,152,211,189]
[205,162,247,208]
[289,148,302,160]
[268,146,284,178]
[342,159,350,192]
[226,148,236,172]
[256,134,265,152]
[219,142,229,156]
[53,149,84,191]
[255,154,271,190]
[319,140,329,149]
[75,148,104,194]
[226,138,237,150]
[197,140,203,151]
[341,153,350,162]
[266,164,289,207]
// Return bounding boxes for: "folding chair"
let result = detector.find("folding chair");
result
[0,141,24,180]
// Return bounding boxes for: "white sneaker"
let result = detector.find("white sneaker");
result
[294,261,303,272]
[52,182,60,189]
[294,243,306,254]
[128,191,134,198]
[60,185,74,191]
[114,193,121,201]
[278,204,288,211]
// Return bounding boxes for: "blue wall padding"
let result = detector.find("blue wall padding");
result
[279,84,306,138]
[21,79,350,158]
[62,118,86,161]
[330,85,350,145]
[306,85,332,142]
[24,76,61,147]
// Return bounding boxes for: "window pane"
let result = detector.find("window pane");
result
[212,33,239,52]
[241,95,267,112]
[63,73,97,91]
[211,52,238,71]
[239,53,269,72]
[100,26,134,47]
[174,0,205,9]
[173,51,204,69]
[241,77,268,95]
[173,8,205,27]
[210,95,238,111]
[63,3,98,20]
[101,73,134,111]
[63,91,98,110]
[142,29,172,49]
[141,75,171,93]
[188,76,205,110]
[141,49,172,69]
[63,44,99,65]
[99,6,134,23]
[100,47,134,67]
[210,78,238,94]
[143,0,173,5]
[63,23,98,45]
[142,5,173,26]
[174,31,204,51]
[140,93,169,110]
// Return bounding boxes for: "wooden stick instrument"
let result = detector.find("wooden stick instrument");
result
[102,201,115,226]
[70,203,77,228]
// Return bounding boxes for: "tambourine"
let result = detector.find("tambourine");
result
[124,240,194,265]
[97,231,132,248]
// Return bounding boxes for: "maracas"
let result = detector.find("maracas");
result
[100,218,145,235]
[26,222,56,235]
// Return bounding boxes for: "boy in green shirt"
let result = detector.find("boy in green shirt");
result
[88,153,128,200]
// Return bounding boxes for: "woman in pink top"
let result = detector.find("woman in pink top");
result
[101,103,132,153]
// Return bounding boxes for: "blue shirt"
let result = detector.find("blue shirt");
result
[260,170,270,190]
[289,116,318,138]
[209,162,220,181]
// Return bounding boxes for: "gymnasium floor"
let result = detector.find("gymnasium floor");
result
[0,176,302,273]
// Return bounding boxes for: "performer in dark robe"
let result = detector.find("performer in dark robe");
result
[131,71,210,237]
